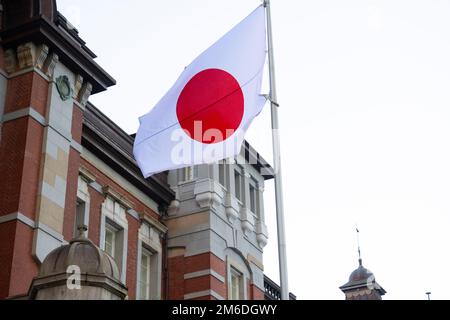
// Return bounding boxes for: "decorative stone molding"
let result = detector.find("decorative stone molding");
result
[5,43,54,75]
[79,81,92,106]
[4,49,17,74]
[35,44,49,70]
[255,221,268,249]
[138,212,168,234]
[79,165,96,182]
[224,193,239,223]
[195,192,221,209]
[247,254,264,270]
[73,74,84,99]
[240,207,255,236]
[55,75,72,101]
[43,53,59,78]
[226,157,236,165]
[194,179,224,209]
[345,288,372,298]
[17,42,36,69]
[167,199,180,216]
[102,185,134,209]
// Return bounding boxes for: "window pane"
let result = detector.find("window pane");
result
[249,185,256,213]
[230,268,242,300]
[105,228,115,257]
[234,171,241,201]
[139,249,152,300]
[218,163,225,187]
[74,200,85,236]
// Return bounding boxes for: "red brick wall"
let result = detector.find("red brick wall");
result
[79,157,161,298]
[0,70,48,298]
[4,72,48,116]
[125,215,139,300]
[0,221,16,298]
[0,221,39,299]
[0,118,44,219]
[168,252,227,300]
[167,254,186,300]
[251,284,265,300]
[0,71,48,220]
[71,104,83,144]
[9,222,39,297]
[87,184,104,246]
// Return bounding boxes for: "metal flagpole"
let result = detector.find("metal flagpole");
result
[264,0,290,300]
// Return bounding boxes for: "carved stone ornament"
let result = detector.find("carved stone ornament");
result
[55,75,72,101]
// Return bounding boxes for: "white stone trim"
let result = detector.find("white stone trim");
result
[70,139,83,153]
[7,66,50,82]
[1,107,46,126]
[127,209,140,221]
[227,256,250,300]
[139,212,168,234]
[136,222,163,300]
[100,197,129,284]
[0,212,35,228]
[184,290,224,300]
[184,269,225,283]
[75,175,91,237]
[35,221,65,242]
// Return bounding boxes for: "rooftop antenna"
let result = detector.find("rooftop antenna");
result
[426,292,431,300]
[356,225,362,266]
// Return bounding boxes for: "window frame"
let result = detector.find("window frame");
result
[74,175,90,237]
[230,267,244,300]
[104,222,118,258]
[234,169,243,202]
[136,220,164,300]
[138,246,153,300]
[100,194,129,284]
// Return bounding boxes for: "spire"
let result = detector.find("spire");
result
[340,226,386,300]
[356,226,362,266]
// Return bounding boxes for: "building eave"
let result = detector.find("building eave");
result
[1,17,115,93]
[241,140,274,180]
[82,103,175,207]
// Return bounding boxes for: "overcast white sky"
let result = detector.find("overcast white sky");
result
[58,0,450,300]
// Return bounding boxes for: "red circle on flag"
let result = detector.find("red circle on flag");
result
[176,68,244,144]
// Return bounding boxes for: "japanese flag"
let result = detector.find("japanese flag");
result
[133,6,267,177]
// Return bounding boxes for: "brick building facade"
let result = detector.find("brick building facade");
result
[0,0,285,300]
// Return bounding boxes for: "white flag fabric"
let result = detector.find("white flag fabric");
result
[133,6,267,177]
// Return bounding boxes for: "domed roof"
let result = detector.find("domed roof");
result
[348,263,374,283]
[39,226,120,280]
[340,259,378,289]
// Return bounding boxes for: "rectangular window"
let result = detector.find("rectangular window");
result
[102,195,128,284]
[230,267,243,300]
[139,247,152,300]
[75,175,90,237]
[74,199,86,236]
[249,184,256,214]
[234,170,242,201]
[104,224,117,258]
[218,163,226,187]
